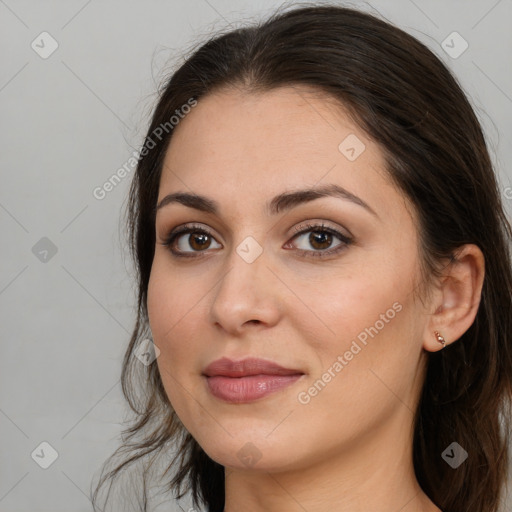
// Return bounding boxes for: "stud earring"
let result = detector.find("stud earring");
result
[434,330,446,348]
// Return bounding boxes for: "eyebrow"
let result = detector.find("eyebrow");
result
[154,184,378,218]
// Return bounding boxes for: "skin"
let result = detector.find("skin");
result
[147,85,485,512]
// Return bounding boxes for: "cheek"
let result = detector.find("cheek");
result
[292,292,418,441]
[294,254,421,405]
[147,265,200,418]
[147,257,201,340]
[291,265,405,347]
[147,257,209,378]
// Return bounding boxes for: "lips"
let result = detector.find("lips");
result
[202,357,304,378]
[202,357,305,404]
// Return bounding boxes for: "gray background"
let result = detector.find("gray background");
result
[1,0,511,511]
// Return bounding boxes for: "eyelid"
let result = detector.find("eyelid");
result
[290,219,352,239]
[287,221,353,258]
[160,223,221,258]
[160,220,354,258]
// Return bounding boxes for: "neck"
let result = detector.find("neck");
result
[223,407,441,512]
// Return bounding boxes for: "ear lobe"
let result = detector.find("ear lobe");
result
[423,244,485,352]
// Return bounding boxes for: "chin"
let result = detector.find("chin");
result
[195,430,305,473]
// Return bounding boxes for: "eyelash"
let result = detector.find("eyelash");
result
[160,222,353,260]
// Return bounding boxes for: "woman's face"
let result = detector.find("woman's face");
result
[147,86,433,473]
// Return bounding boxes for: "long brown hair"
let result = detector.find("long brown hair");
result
[91,4,512,511]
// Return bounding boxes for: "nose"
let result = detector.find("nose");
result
[209,244,283,336]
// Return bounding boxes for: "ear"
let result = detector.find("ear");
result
[422,244,485,352]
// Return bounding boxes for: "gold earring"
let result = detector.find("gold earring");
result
[434,330,446,348]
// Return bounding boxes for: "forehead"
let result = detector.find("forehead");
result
[165,86,371,167]
[158,86,410,224]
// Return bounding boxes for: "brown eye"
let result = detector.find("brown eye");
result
[288,222,353,259]
[162,222,353,260]
[188,232,212,251]
[161,224,222,257]
[307,231,333,250]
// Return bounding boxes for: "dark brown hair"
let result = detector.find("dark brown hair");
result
[91,3,512,511]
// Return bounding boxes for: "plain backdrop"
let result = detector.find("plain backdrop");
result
[1,0,511,511]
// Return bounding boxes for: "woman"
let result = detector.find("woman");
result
[92,4,512,512]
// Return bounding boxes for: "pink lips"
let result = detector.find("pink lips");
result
[202,357,305,404]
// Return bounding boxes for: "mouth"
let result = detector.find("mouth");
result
[202,357,305,404]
